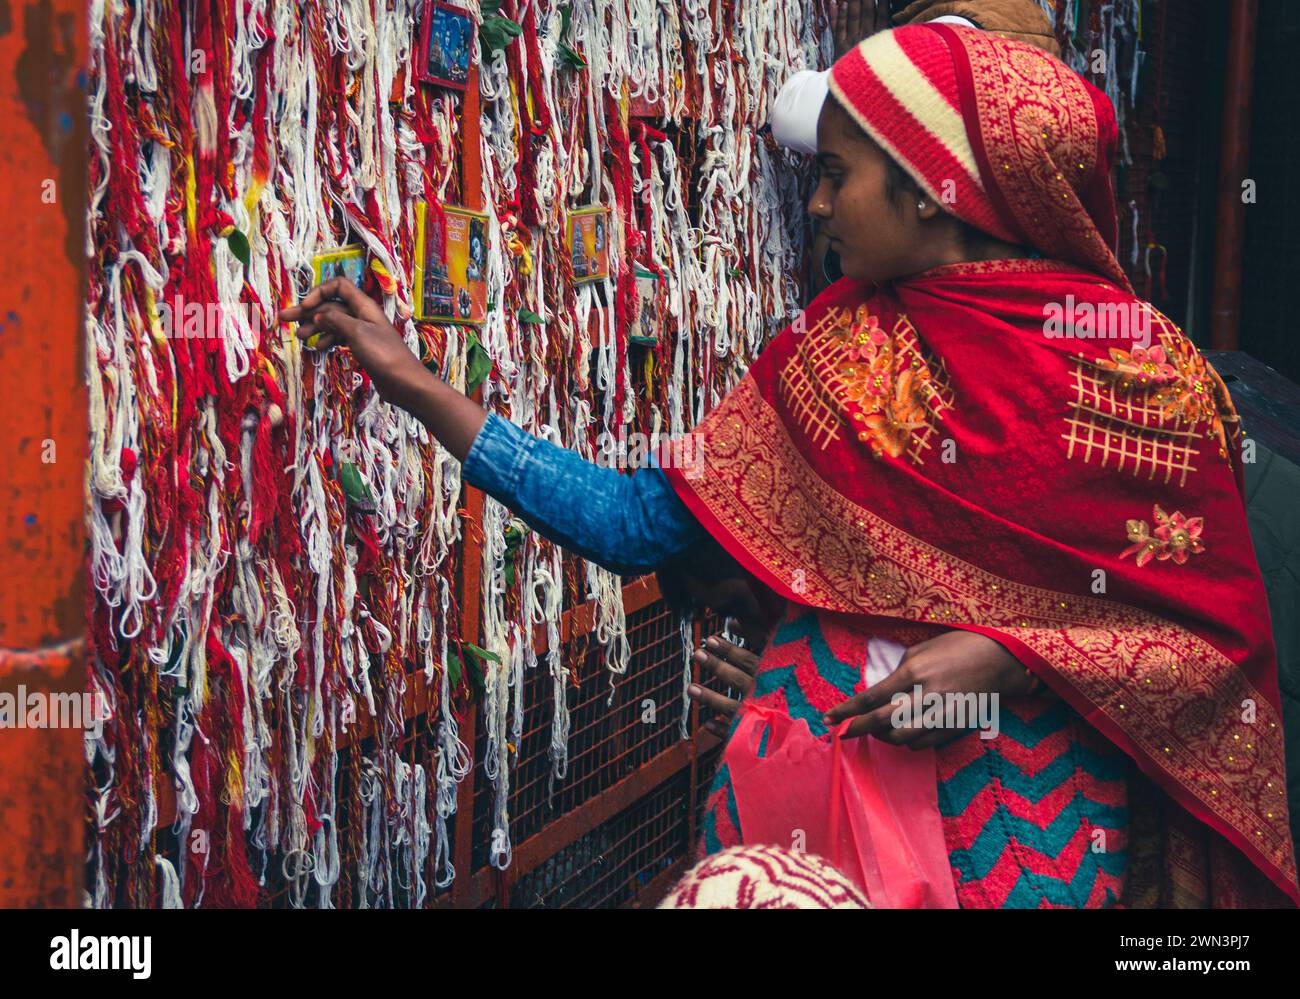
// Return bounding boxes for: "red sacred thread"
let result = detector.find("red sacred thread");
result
[603,89,638,434]
[186,633,262,908]
[100,26,158,267]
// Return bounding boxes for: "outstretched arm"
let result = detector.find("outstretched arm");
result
[278,276,708,574]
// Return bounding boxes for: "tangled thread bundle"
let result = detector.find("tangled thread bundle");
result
[85,0,827,907]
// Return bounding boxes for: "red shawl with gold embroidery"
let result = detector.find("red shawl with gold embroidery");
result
[659,25,1299,906]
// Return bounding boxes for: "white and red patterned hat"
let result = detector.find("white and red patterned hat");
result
[657,845,871,910]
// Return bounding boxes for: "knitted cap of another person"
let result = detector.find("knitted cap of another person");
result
[657,844,871,909]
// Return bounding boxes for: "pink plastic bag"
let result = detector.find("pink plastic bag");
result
[725,701,958,908]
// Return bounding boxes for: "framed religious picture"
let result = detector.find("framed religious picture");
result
[630,265,662,345]
[304,246,367,347]
[414,201,488,325]
[311,245,366,287]
[567,206,609,284]
[417,3,474,90]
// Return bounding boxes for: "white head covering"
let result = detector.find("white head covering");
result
[769,69,830,156]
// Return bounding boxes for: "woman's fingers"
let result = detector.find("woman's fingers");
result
[294,302,363,349]
[279,275,389,327]
[303,331,342,352]
[692,647,753,693]
[278,277,349,323]
[703,634,759,675]
[822,662,915,727]
[843,697,915,740]
[702,715,733,738]
[688,683,741,716]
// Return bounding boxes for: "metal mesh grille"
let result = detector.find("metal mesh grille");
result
[470,597,691,870]
[480,770,691,909]
[187,598,733,908]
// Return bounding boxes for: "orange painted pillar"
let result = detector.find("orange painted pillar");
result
[0,0,89,907]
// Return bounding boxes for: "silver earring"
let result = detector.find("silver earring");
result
[917,200,926,209]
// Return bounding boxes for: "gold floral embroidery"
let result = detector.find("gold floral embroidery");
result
[778,307,854,450]
[1121,504,1206,567]
[830,307,949,461]
[780,304,952,462]
[1095,328,1239,462]
[1062,304,1242,487]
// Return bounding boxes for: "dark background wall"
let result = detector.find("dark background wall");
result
[1241,0,1300,382]
[1118,0,1216,332]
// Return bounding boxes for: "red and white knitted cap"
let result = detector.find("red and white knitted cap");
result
[827,24,1128,286]
[827,25,1019,243]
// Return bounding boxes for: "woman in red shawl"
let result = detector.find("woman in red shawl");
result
[282,25,1297,908]
[657,24,1298,908]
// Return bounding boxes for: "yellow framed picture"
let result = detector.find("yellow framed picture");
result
[566,206,609,284]
[311,245,366,287]
[415,201,488,324]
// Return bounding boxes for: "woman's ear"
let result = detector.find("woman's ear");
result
[915,196,942,221]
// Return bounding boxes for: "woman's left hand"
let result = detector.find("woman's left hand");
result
[822,630,1039,749]
[687,632,759,738]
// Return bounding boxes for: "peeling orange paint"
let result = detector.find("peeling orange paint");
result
[0,0,89,908]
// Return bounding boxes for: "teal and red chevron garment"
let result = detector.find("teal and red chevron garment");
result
[698,604,1131,908]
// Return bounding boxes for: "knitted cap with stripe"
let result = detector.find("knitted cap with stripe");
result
[827,24,1129,288]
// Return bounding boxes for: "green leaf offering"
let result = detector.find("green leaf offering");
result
[464,332,494,393]
[558,5,586,70]
[461,642,501,665]
[560,43,587,70]
[338,461,375,508]
[446,649,462,690]
[480,13,523,53]
[227,229,251,266]
[458,642,497,698]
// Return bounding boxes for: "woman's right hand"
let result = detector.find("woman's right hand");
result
[278,275,433,412]
[278,275,488,460]
[688,633,760,738]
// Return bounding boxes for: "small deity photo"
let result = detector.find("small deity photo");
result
[415,202,488,325]
[312,245,366,287]
[631,266,663,345]
[418,3,474,90]
[567,207,610,284]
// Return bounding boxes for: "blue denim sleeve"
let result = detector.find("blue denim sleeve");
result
[460,411,708,575]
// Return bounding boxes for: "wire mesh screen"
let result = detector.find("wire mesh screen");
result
[480,769,690,909]
[470,596,692,870]
[232,596,730,908]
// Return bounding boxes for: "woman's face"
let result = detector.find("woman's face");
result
[807,99,927,284]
